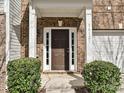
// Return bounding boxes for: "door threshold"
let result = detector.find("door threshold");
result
[43,70,79,74]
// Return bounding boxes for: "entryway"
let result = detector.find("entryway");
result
[52,29,69,70]
[43,27,77,71]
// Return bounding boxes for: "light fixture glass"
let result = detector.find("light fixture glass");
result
[58,20,63,26]
[107,6,111,10]
[119,23,123,29]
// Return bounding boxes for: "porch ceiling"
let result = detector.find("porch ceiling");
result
[31,0,92,18]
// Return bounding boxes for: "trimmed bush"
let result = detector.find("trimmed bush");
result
[7,58,41,93]
[82,60,121,93]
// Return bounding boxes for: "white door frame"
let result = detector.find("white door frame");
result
[43,27,77,71]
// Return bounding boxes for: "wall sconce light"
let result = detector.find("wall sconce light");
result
[58,20,63,26]
[119,23,123,29]
[107,5,111,10]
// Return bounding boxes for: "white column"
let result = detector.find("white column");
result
[29,5,37,58]
[5,0,10,64]
[5,0,10,90]
[86,8,93,63]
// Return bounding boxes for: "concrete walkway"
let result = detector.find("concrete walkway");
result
[42,73,84,88]
[40,73,86,93]
[39,73,124,93]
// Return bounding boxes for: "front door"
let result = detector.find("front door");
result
[52,29,69,70]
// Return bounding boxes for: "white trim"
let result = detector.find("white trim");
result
[49,31,52,71]
[4,0,7,13]
[4,0,10,90]
[43,27,77,71]
[69,28,77,71]
[5,0,10,64]
[29,5,37,57]
[43,28,51,71]
[69,31,72,70]
[86,8,93,63]
[93,30,124,32]
[44,27,77,29]
[75,30,77,71]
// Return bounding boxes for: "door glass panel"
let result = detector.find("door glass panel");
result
[46,32,49,65]
[71,32,75,65]
[46,58,49,65]
[72,59,74,65]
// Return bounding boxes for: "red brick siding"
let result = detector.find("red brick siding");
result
[21,0,29,57]
[93,0,124,29]
[0,14,6,93]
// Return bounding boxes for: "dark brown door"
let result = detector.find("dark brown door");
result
[52,29,69,70]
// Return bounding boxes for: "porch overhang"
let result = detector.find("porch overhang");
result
[29,0,93,64]
[30,0,92,18]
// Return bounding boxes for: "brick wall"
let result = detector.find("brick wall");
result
[77,20,85,72]
[93,0,124,29]
[0,14,6,93]
[37,17,85,72]
[21,0,29,57]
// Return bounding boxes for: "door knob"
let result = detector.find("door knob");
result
[66,50,69,53]
[66,48,69,53]
[67,48,69,50]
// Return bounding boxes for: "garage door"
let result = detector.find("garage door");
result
[92,32,124,73]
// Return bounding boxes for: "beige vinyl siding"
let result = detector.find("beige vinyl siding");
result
[9,0,21,60]
[0,0,4,13]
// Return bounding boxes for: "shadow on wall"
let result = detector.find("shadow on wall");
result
[20,2,29,57]
[13,25,21,43]
[68,74,89,93]
[93,33,124,73]
[0,15,5,72]
[0,14,6,93]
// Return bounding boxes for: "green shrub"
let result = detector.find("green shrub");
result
[82,60,121,93]
[7,58,41,93]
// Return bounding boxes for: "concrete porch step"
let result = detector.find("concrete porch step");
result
[46,88,88,93]
[117,88,124,93]
[42,70,80,74]
[41,73,84,88]
[39,73,124,93]
[46,89,75,93]
[39,73,85,93]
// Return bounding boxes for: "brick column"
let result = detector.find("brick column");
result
[21,0,29,57]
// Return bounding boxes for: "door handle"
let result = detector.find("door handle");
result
[66,48,69,53]
[66,48,69,50]
[66,50,69,53]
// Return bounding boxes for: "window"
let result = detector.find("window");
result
[46,32,49,65]
[69,30,77,71]
[71,32,75,65]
